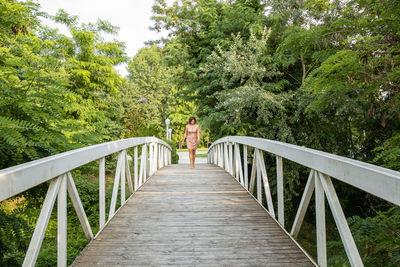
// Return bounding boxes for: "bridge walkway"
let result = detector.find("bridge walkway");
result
[71,164,315,266]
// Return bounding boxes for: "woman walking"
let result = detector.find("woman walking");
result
[181,117,200,168]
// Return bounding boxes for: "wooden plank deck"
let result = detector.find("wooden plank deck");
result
[71,164,315,266]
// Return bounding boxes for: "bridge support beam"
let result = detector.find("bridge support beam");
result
[257,150,275,218]
[23,176,62,267]
[125,150,133,194]
[319,172,363,267]
[121,150,126,204]
[243,145,248,190]
[291,170,315,238]
[67,172,93,241]
[315,171,327,267]
[276,156,284,226]
[99,157,106,229]
[57,174,67,267]
[228,142,233,176]
[134,146,138,191]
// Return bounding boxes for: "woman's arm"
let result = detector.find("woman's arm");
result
[181,125,188,145]
[197,125,200,143]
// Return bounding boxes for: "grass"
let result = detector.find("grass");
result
[177,147,208,152]
[195,154,207,158]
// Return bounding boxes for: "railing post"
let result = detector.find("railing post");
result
[125,151,133,194]
[228,142,233,176]
[167,147,169,165]
[233,143,238,179]
[276,156,284,226]
[214,146,217,165]
[234,143,244,186]
[164,148,167,166]
[99,157,105,228]
[249,148,257,194]
[139,144,146,186]
[163,146,165,166]
[220,144,224,168]
[154,143,158,172]
[162,145,165,167]
[216,145,219,165]
[134,146,138,191]
[219,144,222,167]
[213,147,215,164]
[162,146,165,166]
[215,147,217,165]
[166,148,169,166]
[243,145,248,189]
[145,144,149,180]
[151,143,154,173]
[160,145,164,168]
[57,174,67,267]
[157,144,160,169]
[149,143,153,175]
[315,171,327,267]
[224,143,229,171]
[212,147,215,164]
[158,144,161,169]
[120,150,126,204]
[220,144,223,168]
[256,149,262,202]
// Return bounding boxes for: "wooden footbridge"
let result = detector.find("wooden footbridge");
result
[1,136,399,266]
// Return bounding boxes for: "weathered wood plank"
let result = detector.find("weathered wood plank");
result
[71,164,315,266]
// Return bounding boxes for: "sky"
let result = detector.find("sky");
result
[36,0,170,76]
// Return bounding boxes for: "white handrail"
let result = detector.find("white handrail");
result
[207,136,400,267]
[0,137,171,202]
[208,136,400,206]
[0,136,172,267]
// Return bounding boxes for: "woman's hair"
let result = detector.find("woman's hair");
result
[188,116,196,124]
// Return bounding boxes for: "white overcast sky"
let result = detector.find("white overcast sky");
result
[36,0,171,76]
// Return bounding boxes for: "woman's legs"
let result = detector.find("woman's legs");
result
[192,149,196,168]
[188,149,196,168]
[188,149,194,168]
[188,149,192,167]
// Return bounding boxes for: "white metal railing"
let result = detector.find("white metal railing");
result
[0,137,171,267]
[207,136,400,267]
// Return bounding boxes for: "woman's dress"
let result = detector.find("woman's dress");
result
[186,124,199,150]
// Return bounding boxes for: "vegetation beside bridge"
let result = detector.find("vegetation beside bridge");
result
[0,0,399,266]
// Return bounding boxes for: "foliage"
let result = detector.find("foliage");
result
[201,28,293,141]
[0,207,31,266]
[373,134,400,170]
[125,44,200,145]
[125,45,175,138]
[0,1,128,169]
[328,207,400,266]
[151,0,267,136]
